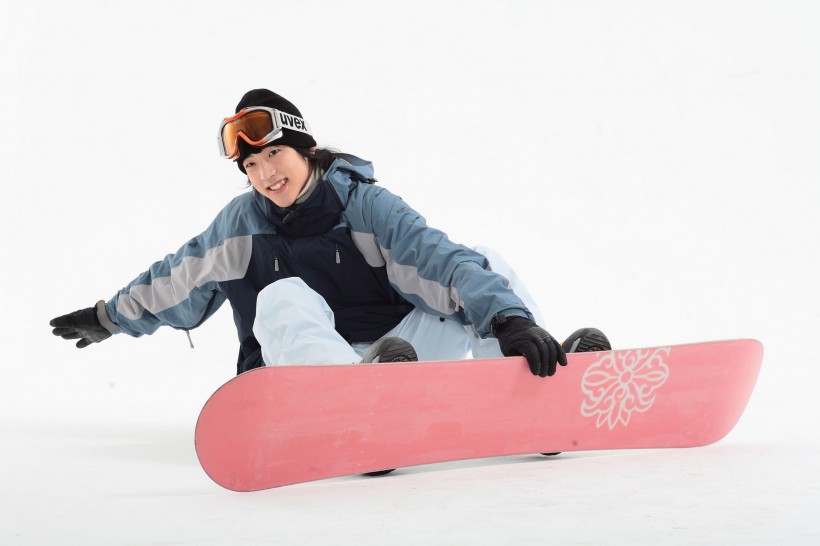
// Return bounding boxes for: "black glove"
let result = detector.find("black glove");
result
[50,301,113,348]
[494,316,567,377]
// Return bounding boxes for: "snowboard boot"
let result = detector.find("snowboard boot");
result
[542,328,612,457]
[562,327,612,353]
[361,337,418,363]
[360,337,418,476]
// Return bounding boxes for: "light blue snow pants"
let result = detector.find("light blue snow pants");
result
[251,246,544,366]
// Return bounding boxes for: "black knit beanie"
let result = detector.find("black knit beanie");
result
[233,89,317,173]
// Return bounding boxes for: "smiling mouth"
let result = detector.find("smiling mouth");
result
[267,179,287,192]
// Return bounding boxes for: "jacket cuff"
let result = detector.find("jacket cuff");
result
[95,300,119,333]
[490,309,532,337]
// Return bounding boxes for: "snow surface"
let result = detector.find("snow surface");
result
[2,1,819,544]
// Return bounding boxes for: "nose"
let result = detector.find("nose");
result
[260,154,277,179]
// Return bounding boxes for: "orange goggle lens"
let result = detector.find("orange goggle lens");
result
[219,110,277,159]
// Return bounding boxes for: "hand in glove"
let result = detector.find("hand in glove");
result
[494,316,568,377]
[50,301,115,348]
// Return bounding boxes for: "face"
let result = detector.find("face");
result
[243,145,311,208]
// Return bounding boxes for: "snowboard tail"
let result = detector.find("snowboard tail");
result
[195,339,763,491]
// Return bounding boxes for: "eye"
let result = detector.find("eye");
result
[244,160,255,169]
[268,148,279,157]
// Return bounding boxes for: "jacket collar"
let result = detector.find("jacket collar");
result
[254,175,343,237]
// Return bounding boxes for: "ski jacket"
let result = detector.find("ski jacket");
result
[105,154,533,373]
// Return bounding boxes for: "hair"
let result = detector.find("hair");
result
[292,147,341,173]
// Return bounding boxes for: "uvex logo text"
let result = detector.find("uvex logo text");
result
[278,113,310,133]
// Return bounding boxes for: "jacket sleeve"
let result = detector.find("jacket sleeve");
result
[104,207,255,338]
[348,183,533,338]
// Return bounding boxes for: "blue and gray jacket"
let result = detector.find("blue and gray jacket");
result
[104,154,533,374]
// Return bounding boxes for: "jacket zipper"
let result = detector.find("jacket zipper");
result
[335,245,341,264]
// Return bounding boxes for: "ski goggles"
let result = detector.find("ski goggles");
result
[217,107,313,159]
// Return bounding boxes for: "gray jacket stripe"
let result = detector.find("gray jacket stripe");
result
[117,235,253,320]
[350,231,386,267]
[351,230,458,315]
[380,247,460,317]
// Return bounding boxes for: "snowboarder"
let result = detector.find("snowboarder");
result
[50,89,610,377]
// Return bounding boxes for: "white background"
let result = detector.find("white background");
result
[1,1,818,544]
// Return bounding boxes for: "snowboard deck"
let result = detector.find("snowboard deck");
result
[195,339,763,491]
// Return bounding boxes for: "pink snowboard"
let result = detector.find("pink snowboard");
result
[195,339,763,491]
